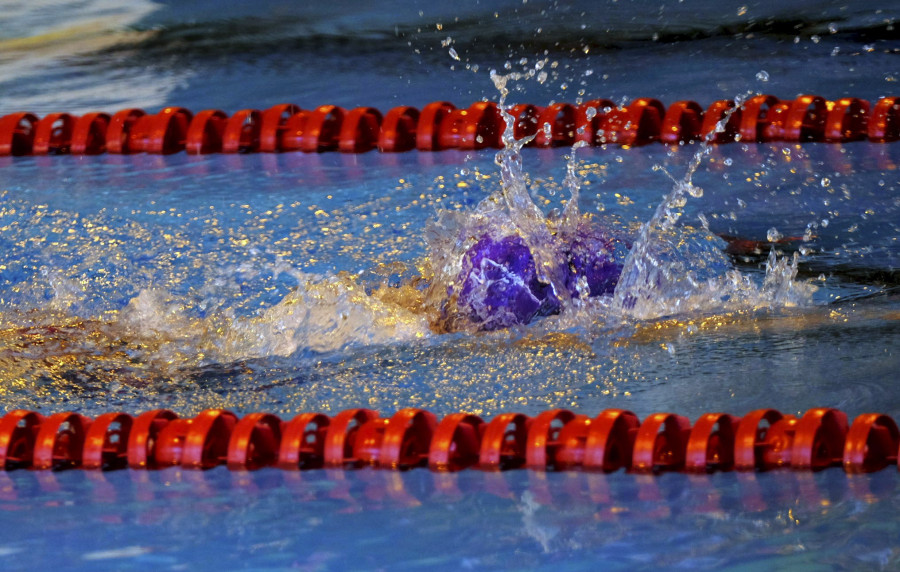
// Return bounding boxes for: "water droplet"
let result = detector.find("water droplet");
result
[811,35,820,44]
[756,70,769,82]
[737,6,748,16]
[723,157,733,166]
[448,47,460,61]
[831,47,841,56]
[767,228,783,242]
[828,22,838,33]
[821,177,831,188]
[687,184,703,199]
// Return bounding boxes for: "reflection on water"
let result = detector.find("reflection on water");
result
[0,466,898,570]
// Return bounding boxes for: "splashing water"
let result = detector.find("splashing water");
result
[610,92,815,319]
[425,69,814,330]
[0,67,819,395]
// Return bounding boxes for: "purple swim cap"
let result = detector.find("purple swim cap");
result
[453,224,623,330]
[456,235,560,330]
[562,224,622,297]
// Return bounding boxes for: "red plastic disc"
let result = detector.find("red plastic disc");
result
[632,412,691,473]
[71,112,111,155]
[82,412,133,470]
[605,98,665,146]
[525,408,577,469]
[127,409,178,469]
[843,413,900,473]
[0,410,44,469]
[33,113,75,155]
[0,112,38,156]
[575,98,615,145]
[534,103,577,147]
[782,95,828,142]
[185,109,227,155]
[226,412,282,471]
[154,418,193,467]
[379,408,437,470]
[553,414,592,470]
[583,409,639,472]
[259,104,301,152]
[280,110,310,152]
[416,101,456,151]
[428,413,484,472]
[868,97,900,142]
[791,408,848,471]
[758,415,798,470]
[223,109,262,154]
[277,412,330,470]
[339,106,383,153]
[734,408,784,470]
[32,412,92,470]
[660,100,704,144]
[685,412,739,473]
[300,105,345,153]
[352,417,389,466]
[378,106,419,152]
[478,412,531,471]
[181,409,238,470]
[323,408,379,468]
[700,100,741,143]
[137,106,193,154]
[106,108,146,154]
[824,97,870,142]
[508,103,543,141]
[739,94,780,142]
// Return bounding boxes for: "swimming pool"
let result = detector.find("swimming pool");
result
[1,0,899,570]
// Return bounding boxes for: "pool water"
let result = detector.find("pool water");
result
[1,1,900,570]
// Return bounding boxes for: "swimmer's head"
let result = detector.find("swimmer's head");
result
[446,222,625,331]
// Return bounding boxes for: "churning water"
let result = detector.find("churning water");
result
[1,1,900,570]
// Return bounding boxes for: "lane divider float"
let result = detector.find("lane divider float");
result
[0,407,897,474]
[0,95,898,157]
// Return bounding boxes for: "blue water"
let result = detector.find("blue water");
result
[1,1,900,570]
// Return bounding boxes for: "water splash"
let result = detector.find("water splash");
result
[0,69,820,390]
[425,68,815,330]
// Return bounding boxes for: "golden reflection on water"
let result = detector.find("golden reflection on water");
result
[621,304,897,347]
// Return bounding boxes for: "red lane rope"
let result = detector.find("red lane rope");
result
[1,95,898,157]
[1,407,897,474]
